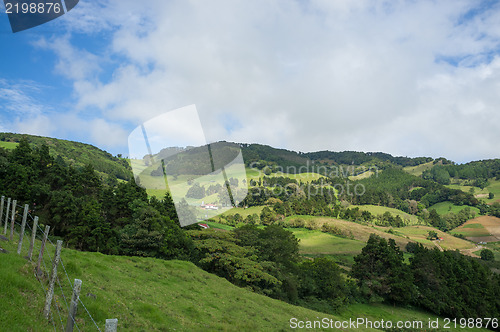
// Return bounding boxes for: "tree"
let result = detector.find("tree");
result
[260,206,277,225]
[298,257,348,309]
[351,234,415,304]
[186,182,206,199]
[480,249,494,261]
[427,230,439,240]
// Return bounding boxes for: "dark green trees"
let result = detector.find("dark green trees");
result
[351,234,415,304]
[480,249,494,261]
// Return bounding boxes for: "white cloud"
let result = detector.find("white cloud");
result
[34,0,500,161]
[14,114,55,137]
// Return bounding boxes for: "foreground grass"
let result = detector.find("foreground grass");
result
[1,232,492,331]
[1,238,344,331]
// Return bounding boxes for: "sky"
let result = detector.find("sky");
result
[0,0,500,163]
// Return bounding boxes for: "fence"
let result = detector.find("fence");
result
[0,195,119,332]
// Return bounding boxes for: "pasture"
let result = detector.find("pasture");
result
[403,161,434,176]
[0,141,18,150]
[428,201,480,216]
[349,204,420,224]
[452,216,500,243]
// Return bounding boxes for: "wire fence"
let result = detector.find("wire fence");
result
[0,195,117,332]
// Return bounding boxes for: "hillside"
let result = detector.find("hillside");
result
[0,133,131,181]
[452,216,500,243]
[0,238,490,332]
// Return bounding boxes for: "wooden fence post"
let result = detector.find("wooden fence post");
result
[9,199,17,241]
[105,319,118,332]
[27,216,38,261]
[3,197,10,235]
[17,204,29,255]
[36,225,50,277]
[65,279,82,332]
[43,240,62,320]
[0,196,4,229]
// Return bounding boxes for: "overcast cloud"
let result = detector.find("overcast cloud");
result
[4,0,500,162]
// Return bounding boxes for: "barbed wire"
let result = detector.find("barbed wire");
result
[1,195,103,331]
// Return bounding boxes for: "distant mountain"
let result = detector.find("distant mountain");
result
[240,143,433,170]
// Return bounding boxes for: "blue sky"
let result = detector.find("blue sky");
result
[1,0,500,163]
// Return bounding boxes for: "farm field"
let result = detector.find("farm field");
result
[349,205,420,224]
[393,225,475,251]
[428,201,480,216]
[403,161,434,176]
[284,215,412,249]
[452,216,500,243]
[290,228,365,266]
[247,170,326,182]
[446,179,500,204]
[348,170,377,181]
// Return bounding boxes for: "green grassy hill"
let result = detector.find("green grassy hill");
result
[0,133,131,181]
[0,237,489,332]
[403,161,434,176]
[349,204,420,224]
[429,201,480,216]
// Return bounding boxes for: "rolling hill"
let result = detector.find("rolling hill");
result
[0,232,490,332]
[0,133,132,181]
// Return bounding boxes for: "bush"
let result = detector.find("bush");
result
[480,249,494,261]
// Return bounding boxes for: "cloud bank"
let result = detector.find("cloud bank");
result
[5,0,500,162]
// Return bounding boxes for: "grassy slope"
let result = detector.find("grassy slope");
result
[403,161,434,176]
[1,235,488,332]
[349,204,420,224]
[428,201,480,216]
[0,141,18,150]
[1,239,342,331]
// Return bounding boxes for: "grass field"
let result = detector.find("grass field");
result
[1,230,490,331]
[451,216,500,243]
[290,228,366,267]
[428,201,480,216]
[285,215,413,249]
[221,206,265,218]
[1,238,345,331]
[394,225,475,250]
[348,170,377,181]
[403,161,434,176]
[446,179,500,204]
[0,141,19,150]
[349,205,420,224]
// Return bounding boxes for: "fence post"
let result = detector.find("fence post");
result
[43,240,62,320]
[17,204,29,255]
[105,319,118,332]
[65,279,82,332]
[36,225,50,277]
[3,197,10,235]
[0,196,4,228]
[27,216,38,261]
[9,199,17,241]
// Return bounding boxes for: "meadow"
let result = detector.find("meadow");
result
[1,228,490,331]
[0,141,18,150]
[349,204,420,224]
[428,201,480,216]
